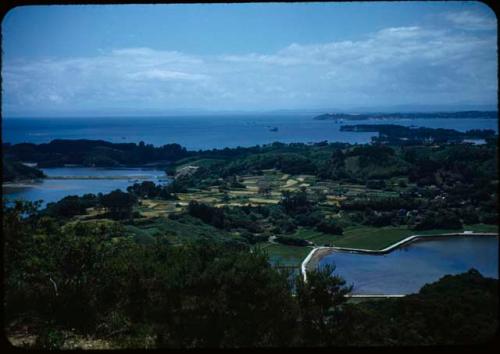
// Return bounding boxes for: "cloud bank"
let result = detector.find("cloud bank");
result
[2,14,497,115]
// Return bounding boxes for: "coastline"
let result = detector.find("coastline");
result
[301,232,499,282]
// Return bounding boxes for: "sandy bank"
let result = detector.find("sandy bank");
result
[2,181,41,189]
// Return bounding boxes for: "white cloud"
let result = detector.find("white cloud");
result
[111,47,203,64]
[2,22,497,114]
[127,69,209,81]
[444,10,496,31]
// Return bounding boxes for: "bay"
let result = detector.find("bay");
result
[3,115,497,150]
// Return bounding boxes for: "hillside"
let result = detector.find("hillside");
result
[2,158,46,182]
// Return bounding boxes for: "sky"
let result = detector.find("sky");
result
[1,2,497,117]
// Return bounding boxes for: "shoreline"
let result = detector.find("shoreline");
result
[301,232,499,283]
[2,180,44,188]
[47,175,160,180]
[2,175,164,188]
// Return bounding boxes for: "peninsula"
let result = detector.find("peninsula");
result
[313,111,498,121]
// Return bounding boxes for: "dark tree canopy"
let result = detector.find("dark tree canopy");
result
[100,189,137,219]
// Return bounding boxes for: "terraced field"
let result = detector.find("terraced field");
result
[131,170,361,219]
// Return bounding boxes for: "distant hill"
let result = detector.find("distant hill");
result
[313,111,498,120]
[2,139,189,168]
[347,103,498,113]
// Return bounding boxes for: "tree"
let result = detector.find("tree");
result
[45,195,98,218]
[187,201,225,228]
[127,181,159,198]
[295,264,352,346]
[154,247,298,348]
[100,190,137,219]
[3,200,133,330]
[280,188,311,214]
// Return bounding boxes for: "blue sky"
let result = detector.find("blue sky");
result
[1,2,497,116]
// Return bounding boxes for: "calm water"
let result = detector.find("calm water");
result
[3,116,497,149]
[2,167,168,207]
[319,236,499,295]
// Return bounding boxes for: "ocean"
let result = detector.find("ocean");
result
[2,115,498,150]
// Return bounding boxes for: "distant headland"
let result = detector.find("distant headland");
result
[313,111,498,121]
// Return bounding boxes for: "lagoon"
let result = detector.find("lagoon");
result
[2,167,169,207]
[319,236,499,295]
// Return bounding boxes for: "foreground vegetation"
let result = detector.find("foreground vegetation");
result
[4,201,498,348]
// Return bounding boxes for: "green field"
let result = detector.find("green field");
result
[312,224,498,250]
[257,243,312,267]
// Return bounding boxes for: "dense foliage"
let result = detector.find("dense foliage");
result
[44,194,99,218]
[126,180,176,200]
[4,202,498,348]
